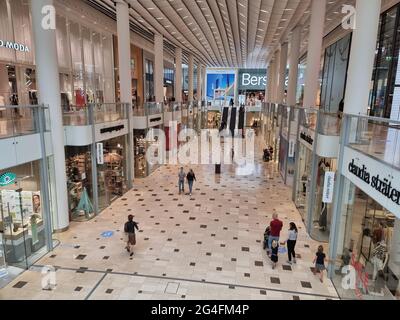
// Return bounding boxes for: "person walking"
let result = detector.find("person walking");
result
[268,212,283,255]
[313,245,328,283]
[186,169,196,196]
[178,167,186,194]
[124,214,139,257]
[285,222,298,264]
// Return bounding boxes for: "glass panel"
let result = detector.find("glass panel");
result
[0,161,46,269]
[97,136,128,212]
[56,15,70,69]
[65,146,94,222]
[332,183,400,300]
[0,0,14,62]
[102,34,114,103]
[10,0,34,64]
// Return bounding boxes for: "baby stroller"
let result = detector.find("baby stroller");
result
[263,226,271,250]
[263,149,271,162]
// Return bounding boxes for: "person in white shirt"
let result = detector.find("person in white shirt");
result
[285,222,298,264]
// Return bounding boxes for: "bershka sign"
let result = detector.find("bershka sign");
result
[238,69,267,90]
[0,40,30,52]
[342,147,400,218]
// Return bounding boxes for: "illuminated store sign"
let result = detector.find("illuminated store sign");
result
[238,69,267,90]
[300,132,314,145]
[342,147,400,218]
[0,40,30,52]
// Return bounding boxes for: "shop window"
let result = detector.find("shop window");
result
[65,146,94,222]
[97,136,128,212]
[332,181,400,299]
[0,161,46,269]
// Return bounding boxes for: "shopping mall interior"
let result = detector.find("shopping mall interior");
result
[0,0,400,301]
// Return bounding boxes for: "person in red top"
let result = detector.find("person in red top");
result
[268,213,283,255]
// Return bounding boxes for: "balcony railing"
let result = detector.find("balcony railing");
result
[0,105,50,139]
[63,103,128,125]
[344,114,400,170]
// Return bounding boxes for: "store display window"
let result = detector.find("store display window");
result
[97,136,128,212]
[309,158,337,242]
[294,143,313,221]
[332,181,400,300]
[207,111,221,129]
[65,146,94,222]
[134,129,147,178]
[0,161,47,269]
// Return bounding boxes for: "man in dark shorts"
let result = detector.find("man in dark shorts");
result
[124,214,139,256]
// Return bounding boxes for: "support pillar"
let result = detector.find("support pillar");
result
[287,25,301,106]
[175,47,183,103]
[154,33,164,103]
[197,63,202,104]
[31,0,69,231]
[278,42,289,104]
[344,0,381,115]
[116,0,134,183]
[188,54,194,102]
[303,0,326,107]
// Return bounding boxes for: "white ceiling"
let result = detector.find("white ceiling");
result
[87,0,359,68]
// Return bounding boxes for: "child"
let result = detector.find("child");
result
[263,226,271,250]
[124,214,139,257]
[270,240,279,269]
[313,245,328,283]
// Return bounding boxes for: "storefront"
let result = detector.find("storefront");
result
[0,0,115,115]
[65,146,94,222]
[113,40,144,108]
[320,33,352,113]
[97,136,128,212]
[164,66,175,103]
[133,111,164,178]
[329,114,400,299]
[237,69,266,107]
[0,161,46,270]
[370,3,400,120]
[292,108,339,242]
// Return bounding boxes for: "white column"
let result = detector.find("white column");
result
[278,42,289,104]
[303,0,326,107]
[175,47,183,103]
[154,33,164,103]
[344,0,381,115]
[116,1,132,105]
[201,65,206,102]
[31,0,69,231]
[188,54,194,102]
[273,49,281,103]
[266,60,274,102]
[197,63,202,102]
[287,25,301,106]
[116,0,134,182]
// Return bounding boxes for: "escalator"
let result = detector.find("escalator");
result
[229,107,237,137]
[220,107,229,132]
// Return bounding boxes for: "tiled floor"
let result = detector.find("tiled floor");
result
[0,136,339,300]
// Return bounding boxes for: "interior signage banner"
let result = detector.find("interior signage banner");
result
[238,69,267,91]
[322,171,335,203]
[342,146,400,218]
[97,143,104,165]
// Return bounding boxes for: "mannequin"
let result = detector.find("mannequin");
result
[319,202,328,231]
[371,240,389,281]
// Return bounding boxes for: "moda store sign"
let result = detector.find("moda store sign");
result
[0,40,30,52]
[342,146,400,218]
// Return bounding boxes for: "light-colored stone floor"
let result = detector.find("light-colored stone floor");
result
[0,137,339,300]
